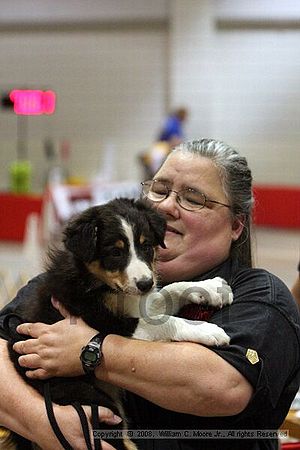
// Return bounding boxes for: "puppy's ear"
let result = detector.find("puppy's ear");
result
[137,200,167,248]
[63,211,98,262]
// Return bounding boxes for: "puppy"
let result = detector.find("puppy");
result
[4,198,232,450]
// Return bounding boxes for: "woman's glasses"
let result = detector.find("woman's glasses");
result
[141,180,231,212]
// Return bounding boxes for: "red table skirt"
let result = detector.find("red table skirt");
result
[0,192,43,241]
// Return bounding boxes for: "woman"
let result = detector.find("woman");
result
[0,139,299,450]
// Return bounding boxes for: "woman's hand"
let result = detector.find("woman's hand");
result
[13,316,97,379]
[39,404,121,450]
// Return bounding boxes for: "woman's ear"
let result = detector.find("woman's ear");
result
[231,214,245,242]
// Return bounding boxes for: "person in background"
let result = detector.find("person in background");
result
[157,107,188,147]
[139,107,189,179]
[291,260,300,308]
[0,139,299,450]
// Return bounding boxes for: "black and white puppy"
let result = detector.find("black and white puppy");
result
[5,198,232,450]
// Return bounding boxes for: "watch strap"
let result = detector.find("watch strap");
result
[89,333,103,345]
[80,333,104,375]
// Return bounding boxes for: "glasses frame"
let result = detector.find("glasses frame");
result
[141,180,231,212]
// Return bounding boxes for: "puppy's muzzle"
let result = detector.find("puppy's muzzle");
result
[135,277,154,293]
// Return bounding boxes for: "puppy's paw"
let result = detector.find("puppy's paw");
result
[176,321,230,347]
[133,323,153,341]
[196,322,230,346]
[186,277,233,309]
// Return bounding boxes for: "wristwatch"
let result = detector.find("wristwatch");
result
[80,333,104,375]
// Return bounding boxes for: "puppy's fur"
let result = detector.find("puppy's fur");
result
[5,198,232,450]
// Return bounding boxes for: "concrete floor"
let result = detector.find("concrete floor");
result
[0,226,299,306]
[253,226,299,289]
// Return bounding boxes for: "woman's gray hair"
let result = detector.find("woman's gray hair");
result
[172,139,254,267]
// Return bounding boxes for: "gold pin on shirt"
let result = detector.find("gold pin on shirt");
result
[246,348,259,365]
[0,427,15,450]
[0,428,11,439]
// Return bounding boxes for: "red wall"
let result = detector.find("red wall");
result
[253,185,300,229]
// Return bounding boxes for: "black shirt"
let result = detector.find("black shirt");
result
[0,259,299,450]
[124,259,300,449]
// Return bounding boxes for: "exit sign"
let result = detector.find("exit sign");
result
[9,90,56,115]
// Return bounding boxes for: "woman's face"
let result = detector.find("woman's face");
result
[152,152,243,284]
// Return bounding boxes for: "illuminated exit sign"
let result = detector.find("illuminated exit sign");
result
[9,89,56,115]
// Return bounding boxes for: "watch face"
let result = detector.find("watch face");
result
[81,334,103,373]
[84,350,98,363]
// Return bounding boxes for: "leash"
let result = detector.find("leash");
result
[44,382,74,450]
[91,403,101,450]
[44,383,103,450]
[71,402,93,450]
[4,313,103,449]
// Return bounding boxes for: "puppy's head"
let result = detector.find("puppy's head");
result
[63,198,166,295]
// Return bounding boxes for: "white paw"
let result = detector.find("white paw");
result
[133,322,154,341]
[176,321,230,347]
[186,277,233,309]
[197,322,230,346]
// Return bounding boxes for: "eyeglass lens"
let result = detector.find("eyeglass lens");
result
[143,180,206,210]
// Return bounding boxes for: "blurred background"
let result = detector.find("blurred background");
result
[0,0,299,304]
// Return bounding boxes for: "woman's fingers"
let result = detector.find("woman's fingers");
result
[100,442,118,450]
[17,349,52,379]
[81,405,122,450]
[18,353,41,368]
[13,338,39,354]
[99,407,122,426]
[82,405,122,426]
[16,322,48,338]
[25,368,50,380]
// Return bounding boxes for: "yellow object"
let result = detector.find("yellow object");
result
[246,348,259,365]
[0,427,11,438]
[0,427,15,450]
[67,176,87,186]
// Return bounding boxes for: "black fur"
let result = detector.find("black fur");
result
[5,198,166,450]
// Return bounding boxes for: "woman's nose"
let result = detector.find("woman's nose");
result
[157,192,180,218]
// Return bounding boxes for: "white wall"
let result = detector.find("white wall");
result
[170,0,215,139]
[0,0,169,23]
[216,0,300,21]
[170,0,300,185]
[213,28,300,184]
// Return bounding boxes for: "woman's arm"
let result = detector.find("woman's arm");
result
[15,319,253,417]
[98,335,252,416]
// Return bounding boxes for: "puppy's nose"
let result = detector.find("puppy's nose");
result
[136,278,154,293]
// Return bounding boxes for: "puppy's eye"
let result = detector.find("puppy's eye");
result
[111,248,123,257]
[141,243,153,255]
